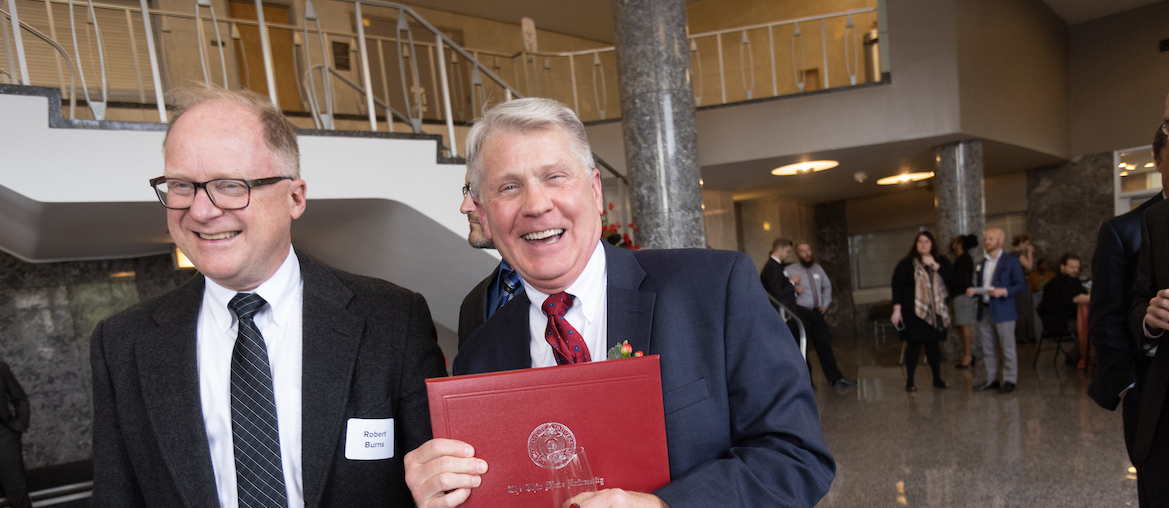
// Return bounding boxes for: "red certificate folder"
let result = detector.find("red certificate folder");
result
[426,356,670,508]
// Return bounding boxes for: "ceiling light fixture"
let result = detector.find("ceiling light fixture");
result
[772,160,839,176]
[1146,162,1156,168]
[877,172,935,185]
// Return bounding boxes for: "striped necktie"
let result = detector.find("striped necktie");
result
[228,293,288,508]
[497,268,523,311]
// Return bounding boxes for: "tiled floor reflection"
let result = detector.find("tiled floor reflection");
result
[812,334,1137,507]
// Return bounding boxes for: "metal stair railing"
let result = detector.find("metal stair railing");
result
[1,5,77,116]
[768,294,808,359]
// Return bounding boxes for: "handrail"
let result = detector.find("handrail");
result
[768,294,808,359]
[0,5,77,117]
[304,64,412,128]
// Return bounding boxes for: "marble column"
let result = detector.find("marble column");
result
[934,140,985,253]
[613,0,705,249]
[934,140,985,360]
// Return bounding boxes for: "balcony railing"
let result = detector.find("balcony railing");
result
[2,0,879,241]
[2,0,881,127]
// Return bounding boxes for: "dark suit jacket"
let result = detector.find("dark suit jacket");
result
[457,264,500,348]
[1089,193,1162,412]
[90,252,447,507]
[0,361,29,433]
[1127,198,1169,467]
[759,257,798,311]
[972,252,1026,323]
[455,244,835,508]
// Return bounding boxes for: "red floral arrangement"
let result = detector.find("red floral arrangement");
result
[601,202,641,250]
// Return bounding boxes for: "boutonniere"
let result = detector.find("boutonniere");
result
[606,340,644,360]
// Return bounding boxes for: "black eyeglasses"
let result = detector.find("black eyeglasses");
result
[149,176,293,210]
[461,183,471,197]
[1162,121,1168,136]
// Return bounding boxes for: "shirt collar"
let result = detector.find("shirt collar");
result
[984,249,1002,262]
[522,241,607,325]
[203,247,301,334]
[770,255,783,264]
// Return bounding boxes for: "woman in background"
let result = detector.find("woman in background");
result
[951,235,978,368]
[891,231,953,392]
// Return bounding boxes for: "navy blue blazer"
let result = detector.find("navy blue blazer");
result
[972,251,1027,323]
[455,243,835,508]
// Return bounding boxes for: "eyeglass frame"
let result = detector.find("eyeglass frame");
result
[461,183,471,198]
[149,176,294,210]
[1161,120,1168,136]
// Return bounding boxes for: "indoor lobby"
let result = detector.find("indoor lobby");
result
[1,0,1167,506]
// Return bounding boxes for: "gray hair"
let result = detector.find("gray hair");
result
[464,98,594,196]
[164,87,300,179]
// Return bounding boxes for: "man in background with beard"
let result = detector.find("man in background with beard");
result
[784,242,856,388]
[456,172,524,347]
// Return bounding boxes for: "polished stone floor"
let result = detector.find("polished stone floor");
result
[811,333,1137,507]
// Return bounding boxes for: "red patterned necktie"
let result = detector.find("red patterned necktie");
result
[542,292,591,365]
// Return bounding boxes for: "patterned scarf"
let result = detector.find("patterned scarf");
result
[913,258,951,330]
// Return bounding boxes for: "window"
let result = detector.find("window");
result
[848,226,930,290]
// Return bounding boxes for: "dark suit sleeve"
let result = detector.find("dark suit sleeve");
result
[1,363,29,432]
[760,261,797,310]
[1130,213,1160,344]
[654,254,834,508]
[397,292,449,456]
[90,320,148,508]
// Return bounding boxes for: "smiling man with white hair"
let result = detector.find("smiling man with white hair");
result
[405,98,834,508]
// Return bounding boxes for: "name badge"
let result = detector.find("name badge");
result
[345,418,394,460]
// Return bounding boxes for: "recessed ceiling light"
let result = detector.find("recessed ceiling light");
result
[772,160,839,176]
[1121,171,1129,177]
[877,172,935,185]
[1146,162,1155,168]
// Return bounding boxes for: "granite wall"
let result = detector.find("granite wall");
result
[815,201,857,339]
[0,251,193,468]
[1025,151,1114,278]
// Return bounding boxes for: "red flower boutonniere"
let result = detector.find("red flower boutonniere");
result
[606,340,644,360]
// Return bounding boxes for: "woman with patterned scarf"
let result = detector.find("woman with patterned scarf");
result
[890,231,954,392]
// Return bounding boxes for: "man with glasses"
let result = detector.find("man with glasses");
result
[90,88,446,507]
[1108,93,1169,507]
[457,173,524,348]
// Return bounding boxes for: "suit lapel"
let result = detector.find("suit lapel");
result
[603,244,656,357]
[297,254,363,508]
[137,276,220,508]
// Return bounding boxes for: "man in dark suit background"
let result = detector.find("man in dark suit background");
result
[1124,100,1169,508]
[404,98,833,508]
[456,172,523,347]
[0,360,31,508]
[90,88,446,507]
[967,227,1027,394]
[1090,117,1167,504]
[760,237,799,312]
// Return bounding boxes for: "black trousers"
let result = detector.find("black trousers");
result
[794,306,845,383]
[1132,355,1169,508]
[0,425,31,508]
[904,341,942,387]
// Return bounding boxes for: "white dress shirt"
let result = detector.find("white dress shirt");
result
[198,247,304,508]
[525,241,609,368]
[982,249,1002,302]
